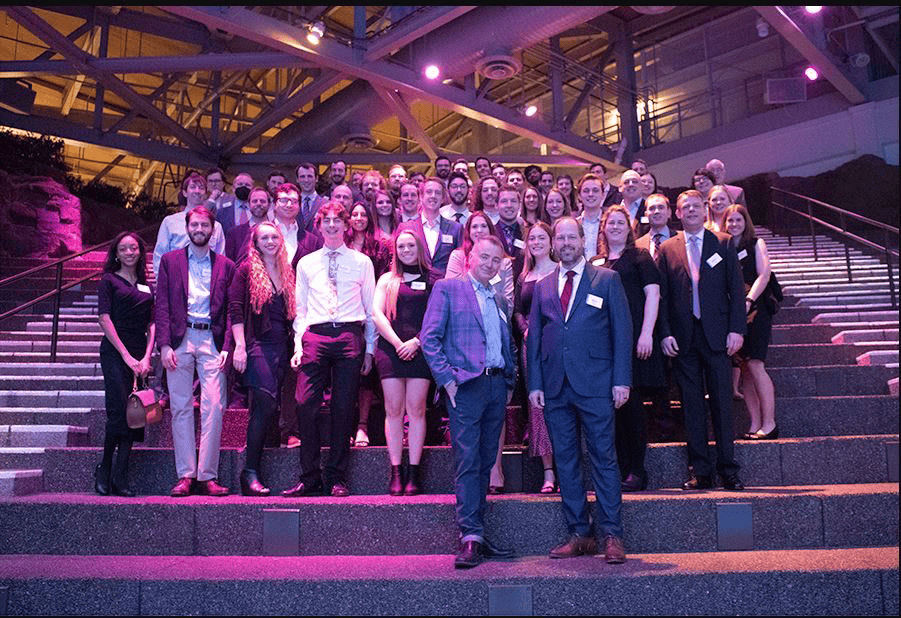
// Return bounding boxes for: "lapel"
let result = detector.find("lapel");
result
[549,266,565,321]
[674,231,690,271]
[461,277,485,334]
[181,247,190,300]
[567,263,592,323]
[700,229,717,272]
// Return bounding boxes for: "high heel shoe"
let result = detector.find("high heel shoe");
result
[240,469,271,496]
[389,465,404,496]
[403,464,421,496]
[749,425,779,440]
[111,482,136,497]
[94,463,110,496]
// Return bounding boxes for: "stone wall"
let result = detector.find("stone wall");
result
[0,169,82,260]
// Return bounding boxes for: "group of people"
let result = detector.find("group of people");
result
[95,153,779,569]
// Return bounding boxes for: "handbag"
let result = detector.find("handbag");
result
[126,376,163,429]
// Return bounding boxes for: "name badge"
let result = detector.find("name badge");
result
[489,274,502,286]
[737,249,748,260]
[410,281,426,291]
[640,216,649,224]
[586,294,604,309]
[706,253,723,268]
[441,234,454,244]
[592,257,606,266]
[513,238,525,249]
[136,284,151,294]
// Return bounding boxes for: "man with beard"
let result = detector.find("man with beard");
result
[296,162,327,231]
[225,186,272,264]
[362,170,386,206]
[388,165,407,202]
[440,171,472,224]
[217,172,255,236]
[267,171,286,197]
[506,169,525,193]
[434,155,451,184]
[154,172,225,278]
[156,206,236,497]
[523,165,542,189]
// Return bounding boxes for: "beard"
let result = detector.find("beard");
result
[189,230,212,247]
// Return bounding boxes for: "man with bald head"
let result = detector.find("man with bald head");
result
[618,170,647,235]
[705,158,746,206]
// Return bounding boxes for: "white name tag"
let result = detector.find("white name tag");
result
[410,281,426,291]
[707,253,723,268]
[586,294,604,309]
[513,238,525,249]
[737,249,748,260]
[592,258,606,266]
[441,234,454,244]
[489,274,502,286]
[136,284,151,294]
[640,216,649,224]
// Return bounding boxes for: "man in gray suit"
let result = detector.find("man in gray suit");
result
[421,236,517,569]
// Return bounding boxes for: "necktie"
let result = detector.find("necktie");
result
[327,250,339,320]
[651,233,662,259]
[237,204,249,226]
[560,270,576,318]
[501,223,515,251]
[453,213,464,223]
[303,196,311,223]
[688,235,701,319]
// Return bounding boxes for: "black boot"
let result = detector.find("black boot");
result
[110,439,135,497]
[403,464,421,496]
[240,469,271,496]
[94,462,110,496]
[388,465,404,496]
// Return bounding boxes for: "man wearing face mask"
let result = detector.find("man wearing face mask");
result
[217,172,255,236]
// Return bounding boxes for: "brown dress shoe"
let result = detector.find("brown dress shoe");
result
[549,535,598,558]
[454,541,484,569]
[197,479,230,496]
[330,482,350,497]
[170,477,194,497]
[603,535,626,564]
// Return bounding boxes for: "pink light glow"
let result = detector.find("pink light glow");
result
[804,66,819,81]
[805,6,823,14]
[424,65,440,80]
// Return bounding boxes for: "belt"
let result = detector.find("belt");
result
[308,321,363,334]
[187,321,212,331]
[482,367,504,376]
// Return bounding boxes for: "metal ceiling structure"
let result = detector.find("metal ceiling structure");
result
[0,6,897,201]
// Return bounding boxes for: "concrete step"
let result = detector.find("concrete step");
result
[857,349,900,366]
[762,395,899,438]
[784,281,897,295]
[0,425,89,447]
[3,435,896,498]
[766,342,899,367]
[813,310,900,324]
[0,469,43,497]
[0,484,896,557]
[0,391,105,407]
[0,408,93,426]
[889,378,898,396]
[0,548,895,616]
[769,365,898,397]
[0,352,111,364]
[24,321,103,333]
[832,328,899,344]
[0,341,100,354]
[0,331,102,342]
[0,376,103,391]
[770,323,899,345]
[0,363,101,376]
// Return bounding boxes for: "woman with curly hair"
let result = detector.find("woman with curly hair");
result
[228,222,296,495]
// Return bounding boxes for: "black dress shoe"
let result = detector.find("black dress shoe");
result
[721,474,745,491]
[621,473,648,492]
[94,463,110,496]
[110,482,136,497]
[454,541,484,569]
[240,469,271,497]
[481,538,516,560]
[749,425,779,440]
[281,481,323,497]
[330,482,350,497]
[681,474,713,490]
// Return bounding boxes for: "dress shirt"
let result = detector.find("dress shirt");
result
[484,210,501,226]
[684,230,704,318]
[294,244,377,356]
[152,204,225,277]
[275,218,299,262]
[421,214,441,258]
[648,227,672,259]
[625,199,642,223]
[186,249,212,323]
[581,212,602,259]
[557,257,586,321]
[440,204,470,224]
[300,192,319,223]
[469,274,505,369]
[400,212,420,223]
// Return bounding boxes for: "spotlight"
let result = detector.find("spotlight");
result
[756,17,769,38]
[804,6,823,14]
[524,104,538,117]
[804,66,819,81]
[424,64,441,80]
[307,21,325,46]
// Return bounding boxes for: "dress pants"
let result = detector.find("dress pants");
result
[294,324,364,488]
[672,318,740,478]
[166,328,226,481]
[544,378,623,539]
[447,372,507,543]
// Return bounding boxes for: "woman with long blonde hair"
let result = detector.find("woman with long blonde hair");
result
[373,230,435,495]
[228,222,296,496]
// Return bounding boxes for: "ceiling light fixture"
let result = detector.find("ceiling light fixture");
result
[804,66,819,81]
[307,21,325,46]
[804,6,823,15]
[524,104,538,117]
[424,64,441,80]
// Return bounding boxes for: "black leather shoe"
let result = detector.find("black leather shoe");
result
[330,482,350,497]
[388,465,404,496]
[170,477,194,497]
[94,463,110,496]
[281,481,323,497]
[111,482,136,497]
[721,474,745,491]
[454,541,484,569]
[749,425,779,440]
[682,474,713,490]
[482,538,516,559]
[240,469,270,497]
[197,479,230,496]
[621,473,648,492]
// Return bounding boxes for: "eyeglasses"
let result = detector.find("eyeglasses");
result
[276,197,299,205]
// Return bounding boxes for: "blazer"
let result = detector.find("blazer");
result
[527,263,632,400]
[635,226,677,260]
[724,184,746,207]
[216,199,246,236]
[397,216,463,276]
[655,229,747,354]
[299,194,329,231]
[224,222,252,264]
[155,246,235,352]
[421,275,516,391]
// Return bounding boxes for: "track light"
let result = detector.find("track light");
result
[307,21,325,46]
[524,104,538,117]
[804,66,819,81]
[804,6,823,15]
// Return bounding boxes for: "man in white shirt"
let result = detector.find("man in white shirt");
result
[576,173,604,260]
[635,193,676,261]
[283,201,376,498]
[398,177,463,276]
[397,182,422,223]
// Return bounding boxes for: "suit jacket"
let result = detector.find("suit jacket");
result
[225,222,253,264]
[421,275,516,390]
[655,229,746,354]
[155,247,235,352]
[299,194,328,231]
[397,216,462,276]
[635,226,676,261]
[216,199,247,236]
[724,184,746,207]
[527,263,632,400]
[601,185,622,210]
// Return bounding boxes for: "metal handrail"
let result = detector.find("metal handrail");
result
[769,187,898,309]
[0,223,158,361]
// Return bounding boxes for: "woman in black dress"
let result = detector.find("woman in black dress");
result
[373,230,435,495]
[96,232,155,497]
[229,222,295,496]
[593,205,662,492]
[724,204,778,439]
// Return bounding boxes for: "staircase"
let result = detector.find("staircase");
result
[0,232,897,616]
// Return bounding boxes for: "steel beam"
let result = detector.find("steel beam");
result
[231,152,589,166]
[364,6,478,62]
[373,87,440,160]
[755,6,867,105]
[161,5,613,163]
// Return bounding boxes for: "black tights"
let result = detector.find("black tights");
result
[99,432,133,488]
[246,389,278,472]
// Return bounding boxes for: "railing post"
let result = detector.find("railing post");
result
[49,262,63,363]
[807,199,817,260]
[887,229,897,310]
[840,212,852,283]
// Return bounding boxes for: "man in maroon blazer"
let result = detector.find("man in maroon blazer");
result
[155,206,236,497]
